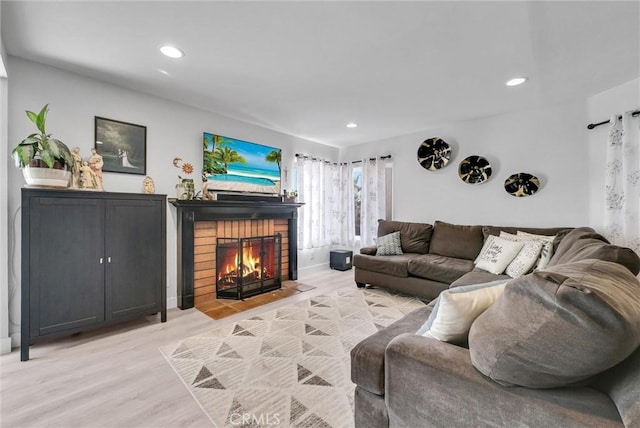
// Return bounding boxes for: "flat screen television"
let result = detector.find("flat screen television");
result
[203,132,281,195]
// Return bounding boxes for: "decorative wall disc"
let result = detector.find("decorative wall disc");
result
[458,155,492,184]
[504,173,540,197]
[417,137,451,171]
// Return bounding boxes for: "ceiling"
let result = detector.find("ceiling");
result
[2,1,639,148]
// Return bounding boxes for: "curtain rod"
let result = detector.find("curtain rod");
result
[294,154,392,165]
[351,155,392,164]
[587,109,640,130]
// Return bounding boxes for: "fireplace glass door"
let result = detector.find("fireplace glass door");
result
[216,234,282,299]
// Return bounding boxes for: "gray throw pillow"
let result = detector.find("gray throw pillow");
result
[376,231,403,256]
[469,259,640,388]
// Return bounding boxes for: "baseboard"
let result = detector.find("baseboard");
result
[10,332,20,349]
[0,336,11,354]
[298,262,330,274]
[167,296,177,310]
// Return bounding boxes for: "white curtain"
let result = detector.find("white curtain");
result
[604,111,640,253]
[360,158,389,247]
[296,157,355,249]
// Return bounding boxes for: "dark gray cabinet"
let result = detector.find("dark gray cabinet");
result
[21,189,167,361]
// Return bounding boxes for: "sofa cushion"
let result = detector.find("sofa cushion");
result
[483,226,570,240]
[417,280,507,344]
[351,304,434,395]
[378,220,433,254]
[548,227,640,275]
[469,259,640,389]
[353,253,421,277]
[376,231,403,256]
[429,221,484,260]
[406,254,474,283]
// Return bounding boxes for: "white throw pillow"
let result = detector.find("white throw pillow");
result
[419,281,507,343]
[474,236,524,275]
[505,240,543,278]
[516,231,556,270]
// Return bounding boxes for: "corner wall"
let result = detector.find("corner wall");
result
[340,99,591,228]
[6,56,338,347]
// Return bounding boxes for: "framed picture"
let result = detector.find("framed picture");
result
[95,116,146,175]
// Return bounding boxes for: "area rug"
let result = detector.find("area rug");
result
[160,287,426,428]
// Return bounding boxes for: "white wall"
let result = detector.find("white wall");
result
[6,57,338,347]
[340,99,591,228]
[586,78,640,233]
[0,0,11,354]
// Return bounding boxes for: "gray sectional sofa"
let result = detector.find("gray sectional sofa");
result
[351,222,640,427]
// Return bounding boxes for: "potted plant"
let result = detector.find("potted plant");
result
[11,104,73,187]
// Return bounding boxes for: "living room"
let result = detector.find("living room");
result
[1,1,639,427]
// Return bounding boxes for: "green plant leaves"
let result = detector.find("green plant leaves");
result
[13,104,72,168]
[11,144,36,167]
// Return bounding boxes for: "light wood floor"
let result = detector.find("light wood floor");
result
[0,267,356,428]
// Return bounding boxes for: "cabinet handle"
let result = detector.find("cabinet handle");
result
[107,257,112,263]
[99,258,104,264]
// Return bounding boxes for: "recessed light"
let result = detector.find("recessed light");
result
[506,77,527,87]
[160,45,184,59]
[346,122,358,128]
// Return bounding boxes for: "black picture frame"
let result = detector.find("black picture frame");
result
[95,116,147,175]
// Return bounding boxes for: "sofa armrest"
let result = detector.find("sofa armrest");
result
[385,334,622,428]
[360,246,377,255]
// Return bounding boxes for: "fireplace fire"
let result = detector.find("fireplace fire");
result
[216,234,282,299]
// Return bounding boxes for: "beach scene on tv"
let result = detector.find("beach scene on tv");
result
[203,132,282,195]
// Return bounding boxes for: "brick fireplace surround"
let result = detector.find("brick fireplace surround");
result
[169,199,302,309]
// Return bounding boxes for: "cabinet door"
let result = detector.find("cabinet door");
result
[105,199,163,319]
[29,197,105,336]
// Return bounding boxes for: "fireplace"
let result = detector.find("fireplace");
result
[169,199,302,309]
[216,234,282,299]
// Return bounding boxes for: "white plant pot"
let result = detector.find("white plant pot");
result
[23,166,71,188]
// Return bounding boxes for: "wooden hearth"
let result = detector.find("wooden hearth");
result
[169,199,302,309]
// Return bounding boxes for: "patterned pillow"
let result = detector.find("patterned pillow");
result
[516,231,556,270]
[376,231,403,256]
[499,232,544,278]
[474,236,524,275]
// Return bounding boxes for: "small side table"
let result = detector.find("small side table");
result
[330,249,353,271]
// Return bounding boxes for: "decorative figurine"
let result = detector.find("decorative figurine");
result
[142,176,156,194]
[88,148,104,190]
[70,147,83,189]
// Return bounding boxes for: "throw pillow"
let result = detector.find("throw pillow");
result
[469,259,640,389]
[516,231,556,270]
[376,231,403,256]
[416,280,508,343]
[474,236,524,275]
[498,232,545,277]
[505,240,543,278]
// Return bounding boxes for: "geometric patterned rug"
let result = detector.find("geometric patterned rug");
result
[160,287,427,428]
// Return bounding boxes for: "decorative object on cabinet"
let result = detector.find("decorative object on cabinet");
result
[20,188,167,361]
[458,155,492,184]
[142,176,156,194]
[11,104,73,188]
[70,147,105,191]
[173,157,196,199]
[95,117,146,175]
[417,137,451,171]
[504,173,540,197]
